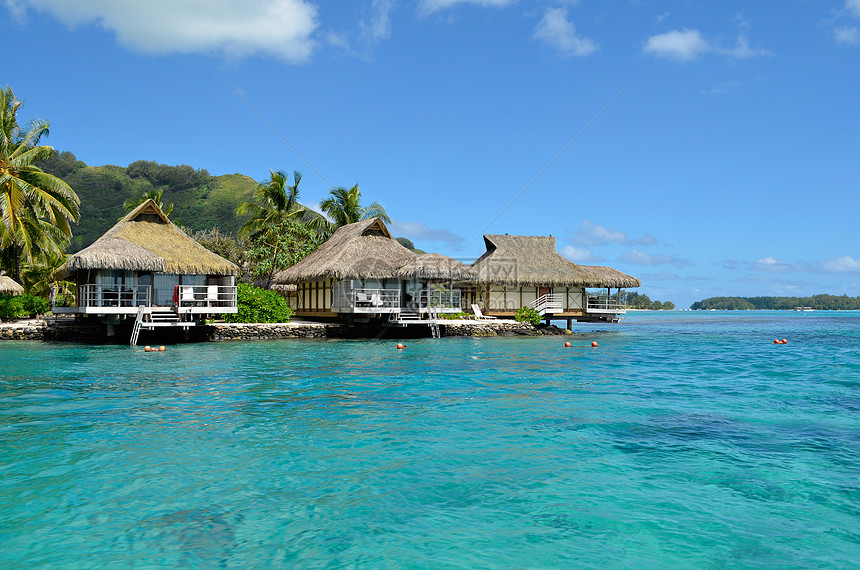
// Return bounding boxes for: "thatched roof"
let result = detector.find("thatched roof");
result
[472,234,640,288]
[579,265,642,288]
[0,275,24,295]
[274,218,416,283]
[395,253,478,281]
[54,200,238,279]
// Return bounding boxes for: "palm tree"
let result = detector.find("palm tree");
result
[235,170,305,239]
[309,184,390,239]
[123,188,173,216]
[0,86,80,281]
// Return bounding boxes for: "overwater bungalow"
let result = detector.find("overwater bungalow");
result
[464,234,640,324]
[274,218,475,325]
[52,200,238,340]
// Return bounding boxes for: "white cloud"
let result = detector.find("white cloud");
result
[561,245,605,263]
[643,29,710,61]
[533,7,597,57]
[835,26,860,45]
[8,0,318,62]
[571,220,629,246]
[750,256,812,273]
[847,0,860,18]
[360,0,394,43]
[619,249,692,267]
[388,219,465,249]
[721,35,770,58]
[820,255,860,273]
[419,0,515,15]
[644,28,768,61]
[570,220,656,248]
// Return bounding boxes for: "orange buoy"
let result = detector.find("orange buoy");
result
[591,341,598,348]
[564,341,571,348]
[396,343,405,349]
[781,339,788,344]
[144,346,152,352]
[159,345,166,351]
[774,339,781,344]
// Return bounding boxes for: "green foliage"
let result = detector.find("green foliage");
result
[691,294,860,310]
[124,188,174,217]
[621,291,675,310]
[36,153,262,251]
[247,220,322,286]
[439,311,471,320]
[515,306,542,325]
[125,160,212,191]
[0,293,49,320]
[395,237,415,250]
[222,282,293,323]
[1,87,80,281]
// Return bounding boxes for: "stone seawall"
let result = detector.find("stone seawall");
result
[206,322,342,341]
[1,319,568,342]
[441,321,571,337]
[0,321,47,340]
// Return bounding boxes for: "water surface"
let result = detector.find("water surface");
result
[1,311,858,567]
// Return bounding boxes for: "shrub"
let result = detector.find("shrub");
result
[221,282,293,323]
[440,312,471,320]
[0,294,50,321]
[515,306,542,325]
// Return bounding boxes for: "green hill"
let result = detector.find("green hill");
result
[39,152,273,251]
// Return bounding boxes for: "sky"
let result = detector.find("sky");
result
[4,0,860,308]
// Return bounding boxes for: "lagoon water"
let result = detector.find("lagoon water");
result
[1,311,859,567]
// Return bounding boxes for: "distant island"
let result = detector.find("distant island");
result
[691,295,860,311]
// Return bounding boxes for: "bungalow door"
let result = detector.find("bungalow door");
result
[538,287,552,300]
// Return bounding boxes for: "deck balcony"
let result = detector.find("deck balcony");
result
[586,294,627,314]
[332,282,462,314]
[52,284,238,315]
[531,293,564,316]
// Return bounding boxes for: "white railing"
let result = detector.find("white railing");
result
[75,284,151,308]
[174,285,238,308]
[531,293,563,315]
[62,284,237,309]
[587,295,627,313]
[412,289,462,310]
[333,287,401,310]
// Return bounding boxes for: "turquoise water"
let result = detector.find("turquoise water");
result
[1,311,859,567]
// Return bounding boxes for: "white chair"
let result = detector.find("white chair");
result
[355,292,370,306]
[206,285,219,306]
[471,303,497,320]
[180,286,195,306]
[371,292,383,307]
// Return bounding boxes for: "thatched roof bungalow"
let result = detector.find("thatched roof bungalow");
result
[0,275,25,296]
[465,234,640,322]
[273,218,472,319]
[53,199,238,318]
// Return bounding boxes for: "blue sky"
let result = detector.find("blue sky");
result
[4,0,859,308]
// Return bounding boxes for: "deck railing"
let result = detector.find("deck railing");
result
[531,293,564,315]
[414,289,462,310]
[55,284,238,309]
[333,287,401,311]
[75,284,151,308]
[586,295,627,313]
[174,285,238,308]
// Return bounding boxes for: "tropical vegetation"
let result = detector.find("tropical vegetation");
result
[222,282,293,323]
[309,184,390,239]
[515,306,542,325]
[621,291,675,310]
[0,292,49,321]
[691,294,860,311]
[1,86,80,282]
